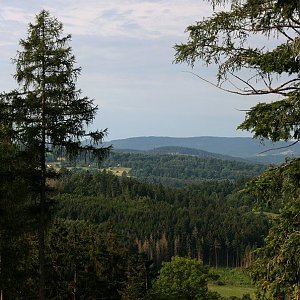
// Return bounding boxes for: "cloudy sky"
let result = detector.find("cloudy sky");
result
[0,0,260,141]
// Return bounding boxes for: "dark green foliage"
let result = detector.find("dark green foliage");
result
[251,201,300,299]
[244,155,300,299]
[243,158,300,207]
[238,96,300,142]
[46,218,127,299]
[0,135,39,298]
[121,253,155,300]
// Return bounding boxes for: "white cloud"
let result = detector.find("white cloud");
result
[0,1,213,39]
[0,6,33,22]
[60,0,213,38]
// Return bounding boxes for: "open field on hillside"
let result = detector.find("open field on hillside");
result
[103,166,132,176]
[208,284,256,299]
[209,268,256,299]
[47,163,132,177]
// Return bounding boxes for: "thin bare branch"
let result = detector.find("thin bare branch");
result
[182,71,257,95]
[227,78,247,92]
[182,71,298,96]
[234,108,251,111]
[229,72,258,93]
[278,28,294,41]
[275,78,300,90]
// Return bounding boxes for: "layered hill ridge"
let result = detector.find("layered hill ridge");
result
[104,136,300,164]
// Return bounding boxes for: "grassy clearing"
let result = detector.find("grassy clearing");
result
[54,165,100,172]
[208,284,256,299]
[211,268,253,286]
[208,268,256,299]
[47,163,132,176]
[103,167,132,177]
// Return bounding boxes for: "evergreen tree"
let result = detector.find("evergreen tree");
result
[47,218,127,299]
[0,10,110,299]
[251,200,300,300]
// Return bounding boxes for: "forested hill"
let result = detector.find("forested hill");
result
[102,136,300,164]
[149,146,248,162]
[100,151,265,187]
[107,146,242,161]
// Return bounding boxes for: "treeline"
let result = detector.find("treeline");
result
[100,151,266,186]
[55,170,270,268]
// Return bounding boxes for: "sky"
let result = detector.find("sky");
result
[0,0,262,141]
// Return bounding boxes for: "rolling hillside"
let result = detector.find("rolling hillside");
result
[103,136,300,164]
[101,150,266,187]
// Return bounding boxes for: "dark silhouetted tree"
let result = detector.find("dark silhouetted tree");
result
[0,10,110,299]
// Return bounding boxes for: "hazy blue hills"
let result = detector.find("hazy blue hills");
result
[105,136,300,164]
[113,146,244,161]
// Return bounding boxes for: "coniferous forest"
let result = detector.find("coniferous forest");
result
[1,1,300,299]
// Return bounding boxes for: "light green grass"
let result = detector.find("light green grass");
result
[211,268,253,286]
[208,268,256,299]
[208,284,256,298]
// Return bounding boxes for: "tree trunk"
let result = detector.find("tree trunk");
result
[226,249,229,268]
[73,269,77,300]
[39,25,47,297]
[215,245,218,269]
[0,252,2,300]
[38,115,46,300]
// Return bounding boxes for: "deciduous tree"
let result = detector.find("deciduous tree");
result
[174,0,300,298]
[149,256,213,299]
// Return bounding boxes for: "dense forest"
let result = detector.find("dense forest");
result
[1,1,300,299]
[55,170,270,268]
[1,163,271,298]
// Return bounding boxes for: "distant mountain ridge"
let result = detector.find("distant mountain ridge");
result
[104,136,300,164]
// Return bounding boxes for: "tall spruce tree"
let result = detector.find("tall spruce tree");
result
[0,10,110,299]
